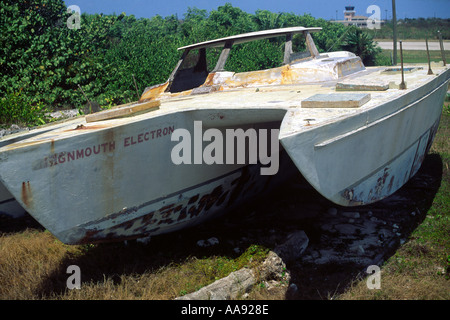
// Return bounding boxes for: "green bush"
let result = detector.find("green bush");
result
[342,27,382,66]
[0,90,48,126]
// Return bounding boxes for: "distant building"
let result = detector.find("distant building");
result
[332,5,386,28]
[344,5,356,21]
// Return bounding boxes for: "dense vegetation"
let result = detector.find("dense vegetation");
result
[1,0,443,126]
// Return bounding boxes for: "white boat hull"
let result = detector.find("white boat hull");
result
[0,118,84,219]
[0,109,293,244]
[280,69,449,206]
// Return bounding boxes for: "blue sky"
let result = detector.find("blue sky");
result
[63,0,450,20]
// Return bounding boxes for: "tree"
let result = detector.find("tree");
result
[253,10,285,31]
[341,27,381,66]
[0,0,125,108]
[207,3,253,35]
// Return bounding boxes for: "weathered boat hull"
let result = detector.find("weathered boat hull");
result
[280,68,449,206]
[0,118,84,218]
[58,152,296,244]
[0,109,293,244]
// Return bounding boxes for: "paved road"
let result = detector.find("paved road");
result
[377,41,450,51]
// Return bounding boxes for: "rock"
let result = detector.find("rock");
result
[350,245,365,254]
[321,223,335,233]
[176,247,293,300]
[46,109,79,120]
[175,267,256,300]
[343,212,360,219]
[287,283,298,295]
[0,125,28,139]
[259,251,289,282]
[136,235,152,245]
[176,231,310,300]
[9,124,20,131]
[273,231,309,262]
[327,208,338,216]
[334,224,358,235]
[317,249,337,264]
[197,237,219,247]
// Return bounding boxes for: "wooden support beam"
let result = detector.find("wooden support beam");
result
[304,31,320,58]
[284,33,293,65]
[213,40,234,72]
[168,49,190,83]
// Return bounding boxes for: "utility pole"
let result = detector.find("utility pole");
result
[392,0,398,65]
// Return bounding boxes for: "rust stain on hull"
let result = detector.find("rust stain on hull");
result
[21,181,32,208]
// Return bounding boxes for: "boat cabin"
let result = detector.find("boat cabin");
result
[139,27,365,102]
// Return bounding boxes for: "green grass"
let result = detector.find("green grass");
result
[378,50,450,64]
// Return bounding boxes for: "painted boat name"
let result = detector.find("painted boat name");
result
[124,126,174,147]
[32,126,175,170]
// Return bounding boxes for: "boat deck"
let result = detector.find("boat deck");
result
[157,63,448,134]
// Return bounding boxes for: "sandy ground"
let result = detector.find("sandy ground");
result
[377,40,450,51]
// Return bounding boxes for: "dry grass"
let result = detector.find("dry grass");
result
[61,265,187,300]
[0,230,72,299]
[61,253,266,300]
[0,222,270,300]
[338,242,449,300]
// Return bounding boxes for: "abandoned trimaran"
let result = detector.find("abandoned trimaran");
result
[0,27,448,244]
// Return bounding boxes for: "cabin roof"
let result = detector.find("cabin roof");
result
[177,26,322,51]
